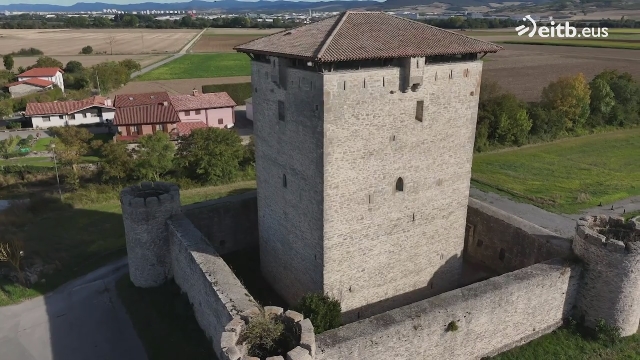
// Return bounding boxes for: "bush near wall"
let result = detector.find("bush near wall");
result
[202,83,251,106]
[0,165,55,175]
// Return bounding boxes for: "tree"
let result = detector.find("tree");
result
[100,141,134,182]
[3,54,14,71]
[118,59,141,73]
[0,135,20,157]
[541,73,591,131]
[81,45,93,54]
[49,126,93,154]
[34,56,64,69]
[91,61,130,92]
[175,128,245,184]
[105,35,116,55]
[134,132,175,181]
[122,15,139,28]
[93,17,111,28]
[64,60,84,73]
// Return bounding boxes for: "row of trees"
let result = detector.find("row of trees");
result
[45,126,255,191]
[475,70,640,151]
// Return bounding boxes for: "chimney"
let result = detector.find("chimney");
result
[162,101,168,106]
[192,89,199,96]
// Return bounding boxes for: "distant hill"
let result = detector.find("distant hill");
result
[0,0,380,13]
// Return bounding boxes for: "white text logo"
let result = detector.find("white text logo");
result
[515,15,608,38]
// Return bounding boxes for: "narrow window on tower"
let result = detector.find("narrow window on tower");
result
[382,77,385,87]
[415,100,424,122]
[343,81,346,90]
[282,174,287,188]
[278,100,285,121]
[395,177,404,192]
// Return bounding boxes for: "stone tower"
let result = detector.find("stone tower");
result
[120,181,181,287]
[573,215,640,336]
[235,12,502,318]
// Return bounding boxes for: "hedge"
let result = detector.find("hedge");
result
[202,82,251,105]
[0,165,55,175]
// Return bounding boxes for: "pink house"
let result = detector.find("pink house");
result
[169,90,237,129]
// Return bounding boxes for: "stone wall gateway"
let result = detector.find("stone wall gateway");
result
[572,215,640,336]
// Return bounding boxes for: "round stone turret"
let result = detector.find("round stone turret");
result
[120,181,181,288]
[573,215,640,336]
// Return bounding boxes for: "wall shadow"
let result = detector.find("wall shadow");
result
[0,195,146,360]
[342,254,498,324]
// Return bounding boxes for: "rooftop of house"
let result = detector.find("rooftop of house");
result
[25,96,113,116]
[18,67,64,78]
[176,121,208,135]
[114,92,171,108]
[113,102,180,125]
[234,11,502,63]
[169,90,237,111]
[5,78,55,89]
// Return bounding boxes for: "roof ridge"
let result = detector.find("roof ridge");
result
[314,12,350,61]
[386,13,505,51]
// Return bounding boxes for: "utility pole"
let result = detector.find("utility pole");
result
[141,31,145,54]
[95,71,101,95]
[51,143,62,200]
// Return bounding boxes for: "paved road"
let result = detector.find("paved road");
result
[130,28,207,79]
[0,258,147,360]
[0,129,50,141]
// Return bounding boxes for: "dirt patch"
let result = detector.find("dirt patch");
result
[0,28,199,56]
[110,76,251,96]
[191,35,266,53]
[482,44,640,101]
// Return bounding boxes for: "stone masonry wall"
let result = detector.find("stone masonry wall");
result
[252,60,326,305]
[573,216,640,336]
[167,213,258,359]
[182,191,259,255]
[322,61,483,315]
[315,258,581,360]
[465,198,574,274]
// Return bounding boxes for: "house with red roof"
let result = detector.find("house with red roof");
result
[169,89,237,129]
[17,67,65,93]
[25,96,115,129]
[113,92,180,141]
[4,78,55,98]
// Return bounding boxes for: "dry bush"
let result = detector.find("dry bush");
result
[577,192,591,203]
[0,231,25,285]
[240,311,285,358]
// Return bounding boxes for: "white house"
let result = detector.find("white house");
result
[25,96,115,129]
[17,67,65,93]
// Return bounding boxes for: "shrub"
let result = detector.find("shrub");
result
[295,293,342,334]
[10,47,44,56]
[239,311,299,358]
[6,121,21,129]
[81,45,93,55]
[446,321,459,332]
[595,319,621,346]
[202,82,251,105]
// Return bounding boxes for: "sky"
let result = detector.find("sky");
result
[0,0,339,5]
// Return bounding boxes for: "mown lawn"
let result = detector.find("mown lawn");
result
[0,155,100,167]
[135,53,251,81]
[472,128,640,214]
[0,180,257,306]
[493,326,640,359]
[202,82,251,105]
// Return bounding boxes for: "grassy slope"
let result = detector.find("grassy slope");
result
[0,156,99,167]
[471,128,640,214]
[135,53,251,81]
[0,180,257,306]
[116,275,218,360]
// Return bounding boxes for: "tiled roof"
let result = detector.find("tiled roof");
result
[18,67,63,77]
[114,92,171,108]
[5,78,55,88]
[235,11,502,62]
[113,103,180,125]
[176,121,208,135]
[25,96,114,116]
[170,92,237,111]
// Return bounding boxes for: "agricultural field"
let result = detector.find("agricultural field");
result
[13,54,169,70]
[0,28,199,56]
[471,128,640,214]
[191,28,281,53]
[481,43,640,101]
[134,53,251,81]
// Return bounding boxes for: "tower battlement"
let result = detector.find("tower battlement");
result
[120,181,181,288]
[573,215,640,335]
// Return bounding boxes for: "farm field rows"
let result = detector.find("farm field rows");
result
[471,128,640,214]
[0,28,199,55]
[191,28,282,53]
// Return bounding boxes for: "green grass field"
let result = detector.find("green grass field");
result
[0,180,257,306]
[471,128,640,214]
[135,53,251,81]
[0,156,100,167]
